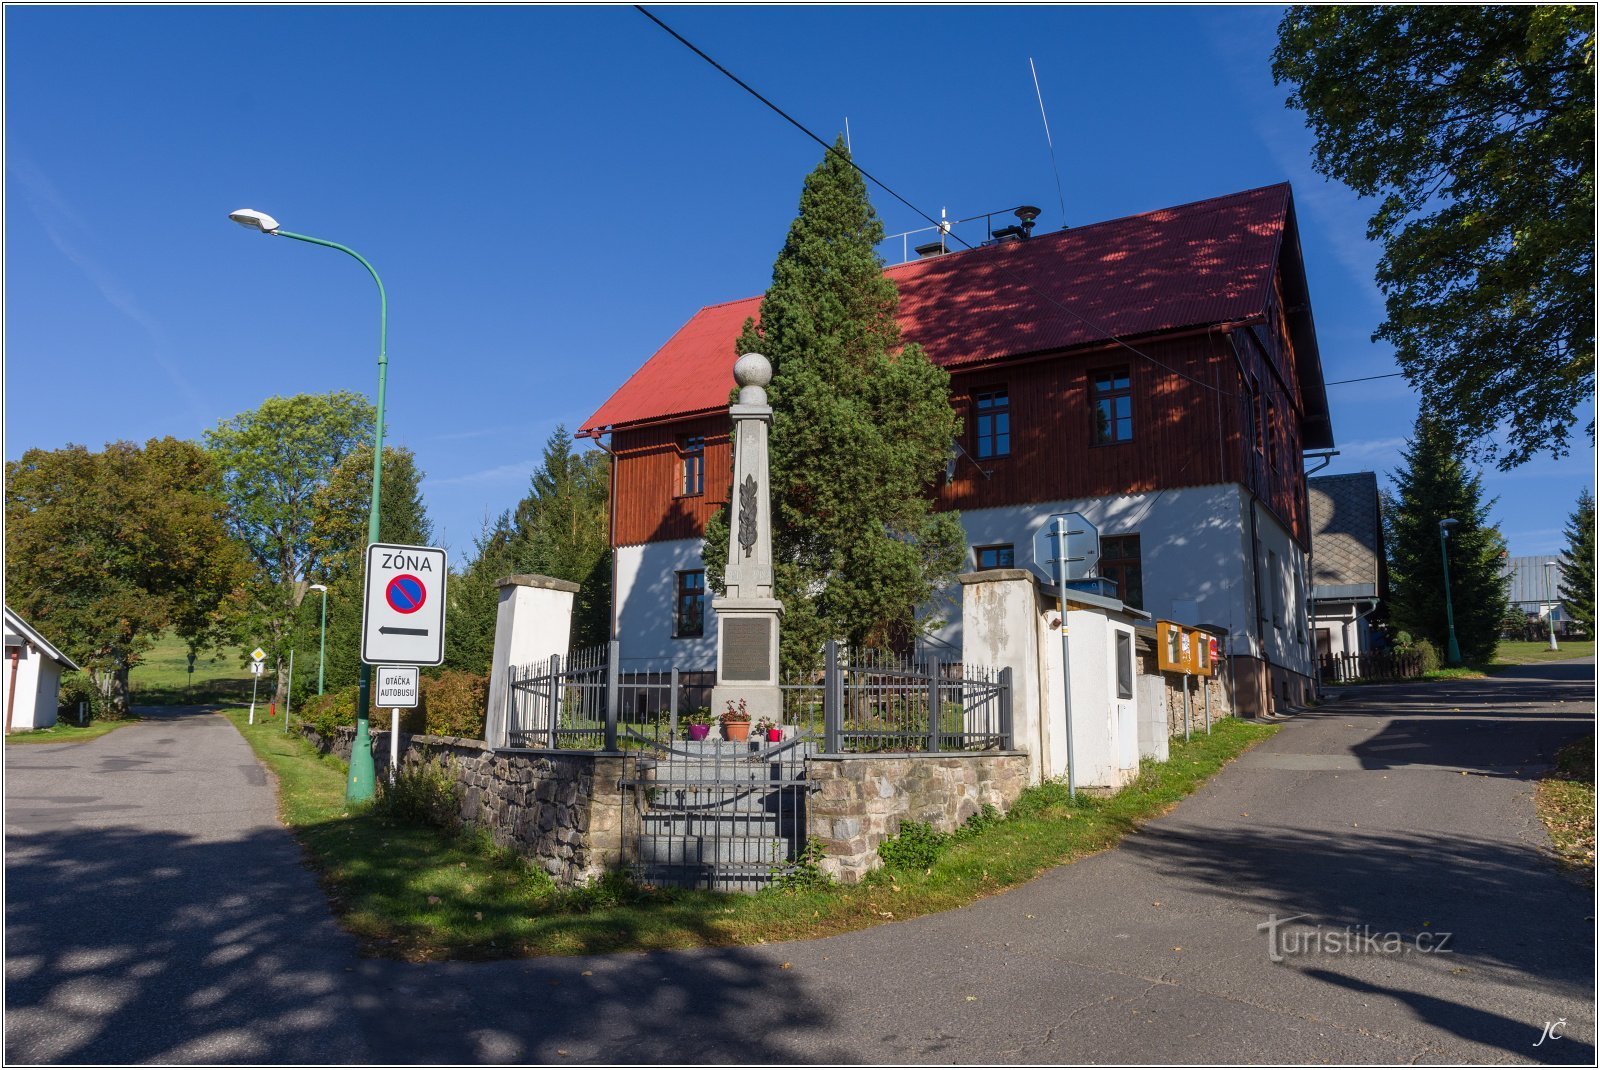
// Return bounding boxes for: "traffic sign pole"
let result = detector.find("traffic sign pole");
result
[390,709,400,785]
[1053,515,1078,801]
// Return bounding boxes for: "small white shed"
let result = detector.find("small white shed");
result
[4,606,80,733]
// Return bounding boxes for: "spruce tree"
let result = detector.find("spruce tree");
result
[1559,488,1595,638]
[1383,414,1509,661]
[443,512,516,676]
[704,140,965,671]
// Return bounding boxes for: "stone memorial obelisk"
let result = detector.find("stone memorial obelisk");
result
[710,352,784,723]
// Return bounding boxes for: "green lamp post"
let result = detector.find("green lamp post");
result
[230,208,386,803]
[1438,518,1462,666]
[308,583,329,694]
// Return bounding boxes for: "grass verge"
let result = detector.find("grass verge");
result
[223,707,1278,961]
[5,716,141,745]
[1488,640,1595,670]
[1536,733,1595,881]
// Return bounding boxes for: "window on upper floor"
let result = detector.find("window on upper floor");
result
[679,435,705,497]
[976,544,1015,570]
[1099,533,1143,609]
[1245,376,1262,457]
[973,389,1010,459]
[1092,368,1133,444]
[1265,398,1278,471]
[674,570,705,638]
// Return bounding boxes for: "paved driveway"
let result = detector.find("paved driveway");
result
[6,661,1594,1064]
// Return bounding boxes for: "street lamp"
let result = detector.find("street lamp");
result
[1439,518,1462,665]
[308,583,329,694]
[232,207,387,803]
[1544,560,1560,652]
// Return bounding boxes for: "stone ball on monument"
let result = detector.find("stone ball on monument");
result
[733,352,772,404]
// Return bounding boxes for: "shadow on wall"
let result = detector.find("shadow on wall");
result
[4,822,849,1064]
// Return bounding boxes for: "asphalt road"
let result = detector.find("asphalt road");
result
[6,660,1594,1064]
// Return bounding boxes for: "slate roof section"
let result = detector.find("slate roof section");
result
[1309,472,1383,589]
[581,183,1322,438]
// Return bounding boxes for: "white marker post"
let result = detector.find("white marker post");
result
[249,646,267,725]
[375,666,420,785]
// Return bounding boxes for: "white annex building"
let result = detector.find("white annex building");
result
[4,606,79,732]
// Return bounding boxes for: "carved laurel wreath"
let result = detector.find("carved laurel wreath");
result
[738,475,758,558]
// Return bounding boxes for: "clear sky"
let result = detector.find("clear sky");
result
[6,5,1592,563]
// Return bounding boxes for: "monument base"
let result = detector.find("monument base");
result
[711,595,784,724]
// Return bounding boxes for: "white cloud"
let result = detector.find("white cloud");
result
[426,459,538,487]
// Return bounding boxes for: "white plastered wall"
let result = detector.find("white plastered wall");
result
[614,538,717,669]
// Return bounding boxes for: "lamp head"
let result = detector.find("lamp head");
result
[1439,518,1459,533]
[229,208,280,234]
[308,583,328,592]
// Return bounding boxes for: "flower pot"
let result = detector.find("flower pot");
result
[766,728,783,742]
[723,721,751,742]
[688,723,710,741]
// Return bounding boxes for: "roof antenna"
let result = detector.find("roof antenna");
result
[1029,57,1068,228]
[844,116,852,153]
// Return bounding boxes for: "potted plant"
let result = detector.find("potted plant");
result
[754,717,783,743]
[720,699,751,742]
[686,708,712,741]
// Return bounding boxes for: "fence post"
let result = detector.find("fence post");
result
[999,666,1014,750]
[669,666,680,743]
[926,661,941,753]
[823,640,841,754]
[605,640,620,752]
[547,654,561,748]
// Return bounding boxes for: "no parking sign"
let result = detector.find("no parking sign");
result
[361,542,447,666]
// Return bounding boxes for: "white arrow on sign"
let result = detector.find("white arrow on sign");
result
[361,542,448,666]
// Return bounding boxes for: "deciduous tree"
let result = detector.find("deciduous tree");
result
[1274,6,1595,468]
[1383,414,1509,661]
[704,140,965,671]
[4,438,249,713]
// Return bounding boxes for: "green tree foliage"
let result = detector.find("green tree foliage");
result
[292,444,433,697]
[703,140,965,671]
[442,428,612,675]
[1559,487,1596,637]
[205,392,374,700]
[1273,7,1595,469]
[1383,415,1509,661]
[4,438,249,713]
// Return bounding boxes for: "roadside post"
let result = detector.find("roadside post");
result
[248,646,266,724]
[376,666,420,784]
[187,650,195,703]
[1030,512,1099,800]
[284,649,294,734]
[361,543,446,797]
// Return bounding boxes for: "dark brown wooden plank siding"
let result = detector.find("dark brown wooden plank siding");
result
[612,415,730,547]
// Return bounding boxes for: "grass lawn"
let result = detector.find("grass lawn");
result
[1536,733,1595,882]
[5,716,141,745]
[1489,640,1595,669]
[223,706,1278,961]
[129,629,253,706]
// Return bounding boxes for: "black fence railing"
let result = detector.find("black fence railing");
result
[1318,649,1425,685]
[505,638,1012,754]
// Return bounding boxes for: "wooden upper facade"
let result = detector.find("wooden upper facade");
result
[583,183,1333,551]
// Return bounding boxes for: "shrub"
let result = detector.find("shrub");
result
[877,820,948,870]
[954,803,1004,840]
[373,756,461,832]
[299,685,359,742]
[770,837,832,890]
[555,869,650,913]
[58,672,115,721]
[419,670,488,739]
[1413,639,1441,672]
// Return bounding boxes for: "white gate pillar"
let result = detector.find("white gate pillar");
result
[485,574,578,749]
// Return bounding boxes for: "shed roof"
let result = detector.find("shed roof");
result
[1309,472,1383,588]
[3,606,80,671]
[582,183,1329,439]
[1506,555,1567,606]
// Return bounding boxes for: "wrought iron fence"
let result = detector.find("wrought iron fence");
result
[1318,649,1425,685]
[504,638,1011,754]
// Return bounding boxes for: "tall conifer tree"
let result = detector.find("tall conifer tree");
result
[1559,488,1595,638]
[704,140,964,670]
[1383,414,1508,661]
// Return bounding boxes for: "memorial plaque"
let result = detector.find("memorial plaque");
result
[722,617,771,681]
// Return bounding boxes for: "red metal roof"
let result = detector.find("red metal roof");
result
[581,183,1291,436]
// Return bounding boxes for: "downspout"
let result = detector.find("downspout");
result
[1222,326,1269,716]
[586,431,621,642]
[5,645,21,734]
[1301,450,1339,698]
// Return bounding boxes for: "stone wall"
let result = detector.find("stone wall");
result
[808,752,1030,884]
[298,724,627,887]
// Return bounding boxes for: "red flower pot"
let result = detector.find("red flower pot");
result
[766,728,783,742]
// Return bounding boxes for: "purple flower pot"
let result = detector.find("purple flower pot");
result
[688,723,711,741]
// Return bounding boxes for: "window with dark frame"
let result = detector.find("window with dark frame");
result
[1099,533,1143,609]
[973,389,1010,458]
[674,570,705,638]
[976,544,1015,570]
[679,435,705,497]
[1265,398,1278,470]
[1115,631,1134,700]
[1092,368,1133,444]
[1246,377,1262,456]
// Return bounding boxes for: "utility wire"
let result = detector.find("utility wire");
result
[633,5,1235,400]
[1325,371,1406,386]
[1029,57,1069,227]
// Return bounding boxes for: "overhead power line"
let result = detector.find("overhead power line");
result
[1325,372,1406,386]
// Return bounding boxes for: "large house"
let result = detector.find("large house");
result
[579,183,1334,716]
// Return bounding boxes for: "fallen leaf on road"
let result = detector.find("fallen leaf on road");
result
[780,962,792,969]
[581,970,593,976]
[474,911,483,921]
[966,996,977,1002]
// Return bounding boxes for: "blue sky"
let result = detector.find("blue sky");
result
[6,5,1592,561]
